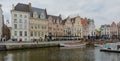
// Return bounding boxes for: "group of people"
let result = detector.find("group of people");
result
[0,37,6,42]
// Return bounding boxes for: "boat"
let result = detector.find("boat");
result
[60,43,86,47]
[94,44,104,48]
[100,42,120,53]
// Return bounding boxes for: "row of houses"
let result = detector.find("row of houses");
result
[0,3,96,41]
[100,22,120,39]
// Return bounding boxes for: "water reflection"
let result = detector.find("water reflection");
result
[0,47,120,61]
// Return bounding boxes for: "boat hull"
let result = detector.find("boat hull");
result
[100,49,120,53]
[60,43,86,47]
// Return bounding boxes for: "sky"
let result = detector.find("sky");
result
[0,0,120,28]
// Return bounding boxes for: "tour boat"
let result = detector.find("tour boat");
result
[60,43,86,47]
[100,42,120,53]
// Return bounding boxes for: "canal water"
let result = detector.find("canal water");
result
[0,47,120,61]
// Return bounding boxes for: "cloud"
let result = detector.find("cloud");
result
[0,0,120,28]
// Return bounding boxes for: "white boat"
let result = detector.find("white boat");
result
[60,43,86,47]
[100,42,120,53]
[94,44,104,48]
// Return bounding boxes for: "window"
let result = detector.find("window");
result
[24,20,27,23]
[25,38,27,41]
[31,31,33,36]
[24,24,27,29]
[20,14,22,18]
[35,26,37,29]
[34,32,37,36]
[19,24,22,29]
[19,19,22,23]
[24,15,27,18]
[14,24,17,29]
[14,14,17,17]
[31,26,33,29]
[24,31,27,36]
[19,31,22,36]
[41,32,44,36]
[38,25,40,29]
[14,19,17,23]
[40,13,45,19]
[38,32,40,36]
[14,31,17,36]
[33,11,38,18]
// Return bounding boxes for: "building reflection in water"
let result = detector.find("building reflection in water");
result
[0,47,120,61]
[0,50,30,61]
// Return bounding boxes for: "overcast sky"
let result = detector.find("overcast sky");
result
[0,0,120,28]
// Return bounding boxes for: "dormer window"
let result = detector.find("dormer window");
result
[40,13,45,19]
[33,11,38,18]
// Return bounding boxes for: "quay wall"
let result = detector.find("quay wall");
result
[0,43,59,51]
[0,41,80,51]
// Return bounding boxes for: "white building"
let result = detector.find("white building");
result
[100,24,110,38]
[11,3,30,41]
[0,4,3,39]
[88,19,96,36]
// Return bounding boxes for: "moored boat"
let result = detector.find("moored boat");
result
[100,42,120,53]
[94,44,104,48]
[60,43,86,47]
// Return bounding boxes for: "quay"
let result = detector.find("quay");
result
[0,41,80,51]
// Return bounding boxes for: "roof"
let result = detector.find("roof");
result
[14,3,47,19]
[87,19,94,24]
[101,24,110,28]
[111,22,117,27]
[30,7,47,18]
[47,15,62,24]
[14,3,30,12]
[81,18,87,26]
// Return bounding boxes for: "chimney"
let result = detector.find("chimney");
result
[29,3,32,11]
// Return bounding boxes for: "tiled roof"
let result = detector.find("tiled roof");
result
[111,22,117,27]
[81,18,87,26]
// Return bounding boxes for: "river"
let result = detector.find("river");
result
[0,47,120,61]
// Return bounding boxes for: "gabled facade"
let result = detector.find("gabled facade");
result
[73,16,83,38]
[117,22,120,37]
[110,22,118,38]
[100,24,110,38]
[48,15,63,36]
[63,16,74,36]
[81,18,89,37]
[87,19,96,36]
